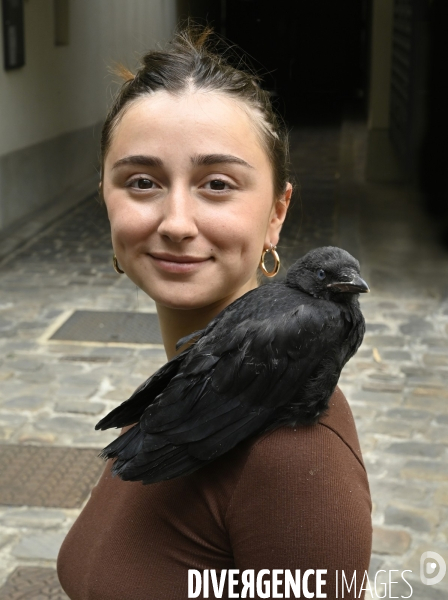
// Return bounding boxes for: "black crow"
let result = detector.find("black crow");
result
[96,246,369,484]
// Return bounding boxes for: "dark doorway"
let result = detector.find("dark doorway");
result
[226,0,369,119]
[418,0,448,241]
[178,0,370,125]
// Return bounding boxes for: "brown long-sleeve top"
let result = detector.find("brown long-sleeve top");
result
[57,387,372,599]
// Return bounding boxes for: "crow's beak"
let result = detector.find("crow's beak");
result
[327,275,370,294]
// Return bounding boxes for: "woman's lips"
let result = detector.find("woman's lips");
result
[148,253,211,273]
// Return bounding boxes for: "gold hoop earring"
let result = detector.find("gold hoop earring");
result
[259,244,280,278]
[112,254,124,274]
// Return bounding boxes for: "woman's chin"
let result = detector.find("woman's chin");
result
[156,299,208,311]
[138,276,256,313]
[149,289,220,312]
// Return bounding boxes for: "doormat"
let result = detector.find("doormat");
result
[0,445,105,508]
[0,567,68,599]
[49,310,163,344]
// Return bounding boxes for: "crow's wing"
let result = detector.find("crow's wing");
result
[107,300,348,483]
[96,283,284,431]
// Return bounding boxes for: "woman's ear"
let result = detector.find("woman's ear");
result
[265,182,292,247]
[98,180,104,205]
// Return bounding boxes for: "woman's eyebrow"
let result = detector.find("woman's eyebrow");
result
[191,153,254,169]
[112,155,163,170]
[111,153,254,170]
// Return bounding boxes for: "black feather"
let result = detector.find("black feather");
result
[96,246,368,484]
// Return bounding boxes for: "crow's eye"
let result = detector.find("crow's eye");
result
[317,269,326,280]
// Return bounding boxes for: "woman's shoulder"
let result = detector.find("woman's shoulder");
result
[223,387,371,524]
[238,386,366,474]
[224,387,372,576]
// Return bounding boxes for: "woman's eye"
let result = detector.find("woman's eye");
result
[204,179,230,191]
[129,178,155,190]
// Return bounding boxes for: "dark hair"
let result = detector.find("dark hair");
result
[100,25,290,199]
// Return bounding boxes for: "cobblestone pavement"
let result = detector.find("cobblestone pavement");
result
[1,120,448,598]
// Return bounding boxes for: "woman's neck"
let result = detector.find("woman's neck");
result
[156,278,258,360]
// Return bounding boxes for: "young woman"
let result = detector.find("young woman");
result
[57,27,372,600]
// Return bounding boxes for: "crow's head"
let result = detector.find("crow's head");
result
[285,246,369,303]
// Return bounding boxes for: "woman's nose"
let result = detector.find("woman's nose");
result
[157,188,198,243]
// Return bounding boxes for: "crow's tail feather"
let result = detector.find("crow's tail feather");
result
[113,443,205,484]
[98,423,143,461]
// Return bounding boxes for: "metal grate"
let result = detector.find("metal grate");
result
[50,310,163,344]
[0,446,105,508]
[0,567,68,600]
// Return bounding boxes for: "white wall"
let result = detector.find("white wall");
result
[0,0,177,157]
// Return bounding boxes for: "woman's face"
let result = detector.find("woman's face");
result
[102,90,290,311]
